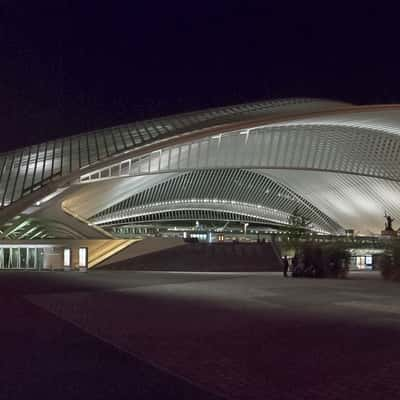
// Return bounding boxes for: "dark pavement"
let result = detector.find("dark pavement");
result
[1,270,400,399]
[0,272,222,400]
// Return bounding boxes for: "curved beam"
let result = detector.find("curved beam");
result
[88,169,341,233]
[97,206,300,230]
[82,124,400,183]
[2,99,400,236]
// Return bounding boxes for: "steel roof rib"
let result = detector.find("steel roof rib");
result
[5,98,400,235]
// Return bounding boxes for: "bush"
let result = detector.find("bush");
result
[379,240,400,281]
[322,243,350,278]
[292,242,350,279]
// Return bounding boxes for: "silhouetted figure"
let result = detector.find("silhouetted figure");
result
[283,255,289,277]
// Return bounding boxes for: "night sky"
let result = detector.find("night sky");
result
[1,1,400,152]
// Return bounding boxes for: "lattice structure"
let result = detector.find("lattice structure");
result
[81,124,400,182]
[90,169,340,233]
[0,98,343,208]
[2,98,400,237]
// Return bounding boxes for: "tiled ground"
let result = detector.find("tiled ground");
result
[2,270,400,399]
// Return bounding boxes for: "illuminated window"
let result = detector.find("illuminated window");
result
[79,247,88,267]
[63,248,71,267]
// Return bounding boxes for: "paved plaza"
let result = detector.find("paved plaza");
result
[1,270,400,399]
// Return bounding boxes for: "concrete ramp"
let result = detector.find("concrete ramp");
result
[95,237,187,268]
[87,239,138,268]
[97,241,282,272]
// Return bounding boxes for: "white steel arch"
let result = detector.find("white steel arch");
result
[88,169,341,233]
[2,98,400,237]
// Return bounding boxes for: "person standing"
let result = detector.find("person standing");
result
[283,255,289,277]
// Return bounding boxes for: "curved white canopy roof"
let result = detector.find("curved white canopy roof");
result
[1,98,399,238]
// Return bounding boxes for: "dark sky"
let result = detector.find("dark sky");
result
[1,1,400,152]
